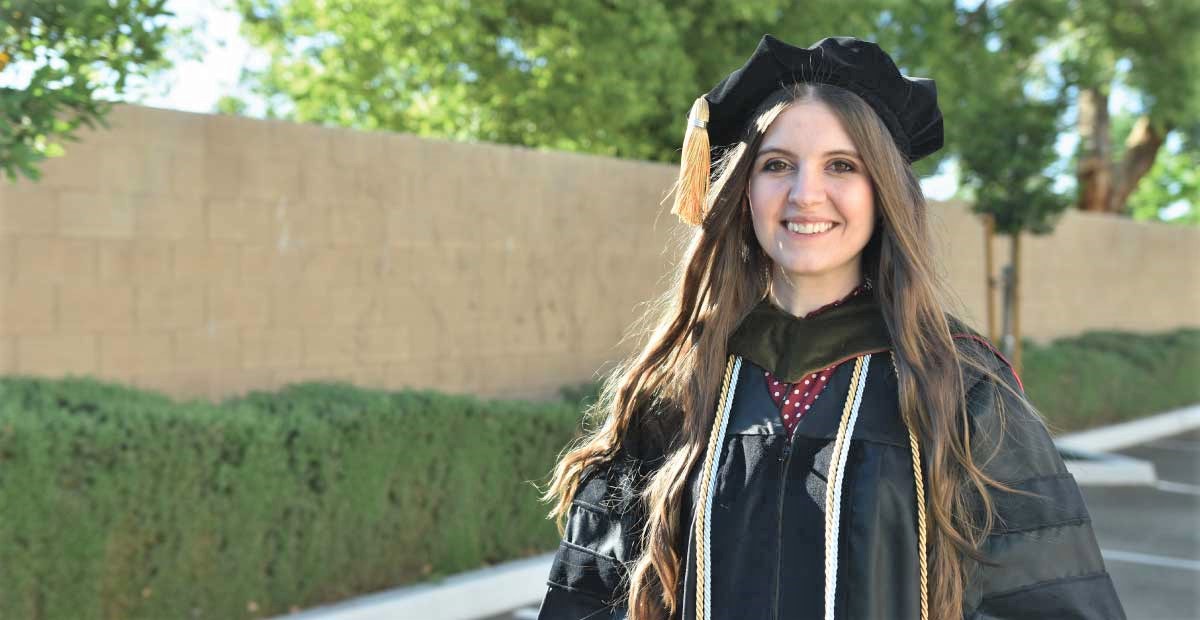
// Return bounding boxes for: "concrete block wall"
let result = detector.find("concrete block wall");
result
[0,104,1196,403]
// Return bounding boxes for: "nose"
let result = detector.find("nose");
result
[787,164,826,207]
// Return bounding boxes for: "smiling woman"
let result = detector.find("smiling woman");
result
[748,99,877,317]
[537,35,1126,620]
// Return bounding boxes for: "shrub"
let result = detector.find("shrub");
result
[1021,328,1200,432]
[0,377,580,619]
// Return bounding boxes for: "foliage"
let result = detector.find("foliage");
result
[231,0,886,163]
[1052,0,1200,217]
[1019,328,1200,432]
[230,0,1200,224]
[1056,0,1200,132]
[1127,145,1200,225]
[0,376,580,619]
[876,1,1071,235]
[0,0,177,182]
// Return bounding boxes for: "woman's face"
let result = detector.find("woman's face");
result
[747,100,875,290]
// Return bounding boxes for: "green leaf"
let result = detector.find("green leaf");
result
[0,0,176,183]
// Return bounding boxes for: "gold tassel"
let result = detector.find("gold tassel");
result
[671,96,711,227]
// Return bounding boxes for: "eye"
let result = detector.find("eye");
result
[830,159,857,173]
[762,159,791,173]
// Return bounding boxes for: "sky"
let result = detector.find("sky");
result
[119,0,271,117]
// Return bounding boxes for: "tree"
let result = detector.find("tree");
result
[232,0,1197,227]
[960,91,1068,372]
[869,1,1073,371]
[1126,143,1200,225]
[0,0,176,182]
[1061,0,1200,215]
[231,0,886,162]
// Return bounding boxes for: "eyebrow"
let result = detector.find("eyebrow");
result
[756,146,861,160]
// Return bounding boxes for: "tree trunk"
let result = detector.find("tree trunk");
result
[984,214,997,343]
[1110,115,1167,213]
[1077,86,1113,213]
[1011,232,1023,376]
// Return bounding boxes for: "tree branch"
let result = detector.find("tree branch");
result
[1110,116,1169,213]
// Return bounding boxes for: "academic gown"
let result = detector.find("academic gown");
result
[537,292,1126,620]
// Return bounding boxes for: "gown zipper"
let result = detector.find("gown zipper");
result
[771,421,796,620]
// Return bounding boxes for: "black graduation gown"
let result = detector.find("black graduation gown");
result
[537,294,1126,620]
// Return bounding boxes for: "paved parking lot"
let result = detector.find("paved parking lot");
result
[1083,429,1200,620]
[487,430,1200,620]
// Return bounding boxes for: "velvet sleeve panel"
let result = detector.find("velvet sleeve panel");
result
[958,341,1126,619]
[537,404,671,620]
[536,454,643,620]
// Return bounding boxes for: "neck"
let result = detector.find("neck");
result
[768,269,864,318]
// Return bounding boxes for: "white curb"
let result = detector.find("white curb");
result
[1055,403,1200,486]
[271,552,553,620]
[1058,447,1158,486]
[1056,403,1200,453]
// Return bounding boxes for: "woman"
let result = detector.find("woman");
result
[538,35,1125,620]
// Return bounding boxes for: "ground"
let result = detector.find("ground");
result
[1082,428,1200,620]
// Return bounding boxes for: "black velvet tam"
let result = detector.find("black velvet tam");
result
[704,35,944,162]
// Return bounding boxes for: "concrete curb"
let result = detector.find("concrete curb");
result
[270,553,553,620]
[1058,446,1158,486]
[1056,403,1200,486]
[1056,403,1200,453]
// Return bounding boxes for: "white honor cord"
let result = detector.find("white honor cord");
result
[823,354,871,620]
[698,355,741,620]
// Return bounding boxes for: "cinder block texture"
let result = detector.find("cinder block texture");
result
[1,103,1196,403]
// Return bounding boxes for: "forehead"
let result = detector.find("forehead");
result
[758,101,856,153]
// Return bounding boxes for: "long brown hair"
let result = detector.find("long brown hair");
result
[545,82,1029,620]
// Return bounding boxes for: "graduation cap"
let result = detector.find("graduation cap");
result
[672,35,944,226]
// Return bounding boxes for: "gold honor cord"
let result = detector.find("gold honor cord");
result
[891,354,930,620]
[909,421,930,620]
[823,355,870,620]
[693,355,741,620]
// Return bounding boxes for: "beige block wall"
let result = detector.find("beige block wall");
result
[1,104,1196,403]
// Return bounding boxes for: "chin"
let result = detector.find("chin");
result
[774,256,837,277]
[779,266,835,279]
[774,254,860,281]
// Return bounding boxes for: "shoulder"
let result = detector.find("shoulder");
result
[946,315,1024,394]
[943,318,1064,481]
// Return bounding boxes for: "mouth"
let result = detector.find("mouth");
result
[781,220,838,237]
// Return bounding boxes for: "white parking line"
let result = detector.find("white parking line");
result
[1102,549,1200,572]
[1154,479,1200,496]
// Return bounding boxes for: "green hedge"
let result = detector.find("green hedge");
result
[0,379,579,619]
[0,328,1194,618]
[1022,328,1200,432]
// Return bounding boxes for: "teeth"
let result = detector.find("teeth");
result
[787,221,834,234]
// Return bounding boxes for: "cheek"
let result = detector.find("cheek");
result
[747,176,783,228]
[844,184,876,231]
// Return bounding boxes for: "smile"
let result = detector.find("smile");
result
[783,221,838,236]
